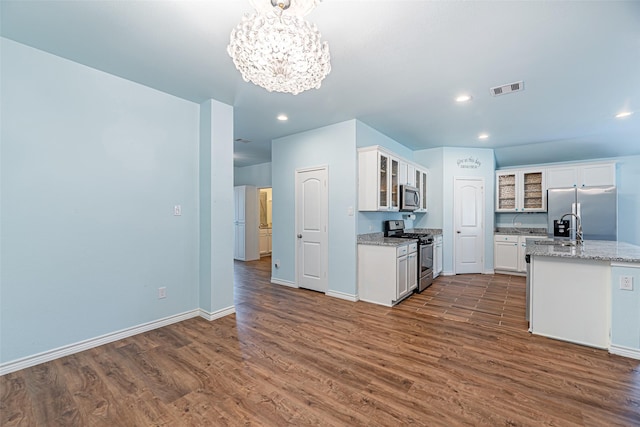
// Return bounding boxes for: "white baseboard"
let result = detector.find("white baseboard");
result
[0,309,202,376]
[443,270,455,276]
[271,277,297,288]
[326,290,358,302]
[198,306,235,321]
[609,344,640,360]
[484,269,495,275]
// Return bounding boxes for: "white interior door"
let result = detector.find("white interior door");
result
[454,177,484,274]
[296,167,328,292]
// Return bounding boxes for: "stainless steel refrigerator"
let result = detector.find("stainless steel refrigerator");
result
[547,186,617,241]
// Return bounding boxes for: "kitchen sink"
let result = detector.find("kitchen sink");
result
[534,240,577,247]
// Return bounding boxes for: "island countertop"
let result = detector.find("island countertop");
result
[526,239,640,263]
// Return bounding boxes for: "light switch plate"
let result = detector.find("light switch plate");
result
[174,205,182,216]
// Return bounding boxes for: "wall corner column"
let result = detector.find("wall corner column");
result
[199,99,235,319]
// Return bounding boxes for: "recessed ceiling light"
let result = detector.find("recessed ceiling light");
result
[455,94,472,103]
[615,111,633,119]
[478,133,489,140]
[277,114,288,121]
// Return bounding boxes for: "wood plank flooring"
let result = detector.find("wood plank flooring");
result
[2,256,639,426]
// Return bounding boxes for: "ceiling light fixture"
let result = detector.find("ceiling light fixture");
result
[478,133,489,140]
[456,94,472,103]
[615,111,633,118]
[277,114,288,121]
[227,0,331,95]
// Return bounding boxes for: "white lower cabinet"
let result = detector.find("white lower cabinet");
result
[494,234,537,273]
[494,235,519,272]
[433,235,443,278]
[407,248,418,292]
[234,223,246,260]
[259,228,272,256]
[358,243,417,306]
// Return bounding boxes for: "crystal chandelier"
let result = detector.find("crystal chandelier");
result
[227,0,331,95]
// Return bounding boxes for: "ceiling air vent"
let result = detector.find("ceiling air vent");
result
[490,80,524,97]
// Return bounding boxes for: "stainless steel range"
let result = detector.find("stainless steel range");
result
[384,220,434,292]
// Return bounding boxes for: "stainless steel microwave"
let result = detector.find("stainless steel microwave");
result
[400,185,420,211]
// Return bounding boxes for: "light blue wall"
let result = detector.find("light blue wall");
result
[611,264,640,350]
[355,121,413,159]
[200,100,235,314]
[0,38,201,363]
[355,121,420,233]
[616,155,640,246]
[441,148,496,274]
[234,162,272,188]
[271,120,358,296]
[414,148,444,229]
[495,212,548,229]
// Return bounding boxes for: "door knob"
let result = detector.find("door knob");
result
[457,230,461,234]
[297,234,303,238]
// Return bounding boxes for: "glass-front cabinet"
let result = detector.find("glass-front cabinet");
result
[414,168,428,212]
[377,151,399,210]
[358,146,429,212]
[496,169,546,212]
[358,147,401,211]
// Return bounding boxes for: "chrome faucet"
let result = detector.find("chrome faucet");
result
[560,212,583,245]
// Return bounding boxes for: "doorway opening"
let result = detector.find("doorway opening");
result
[258,187,272,258]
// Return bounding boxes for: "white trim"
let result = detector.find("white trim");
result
[609,344,640,360]
[326,290,358,302]
[359,297,392,307]
[271,277,298,288]
[484,269,496,275]
[611,262,640,269]
[198,306,236,321]
[0,309,200,376]
[443,270,455,276]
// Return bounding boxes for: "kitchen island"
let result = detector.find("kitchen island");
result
[527,239,640,355]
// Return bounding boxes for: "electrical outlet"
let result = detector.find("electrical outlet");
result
[158,287,167,299]
[274,259,280,268]
[620,276,633,291]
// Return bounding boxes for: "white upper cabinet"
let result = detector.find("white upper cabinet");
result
[358,147,400,211]
[414,167,428,212]
[406,163,416,187]
[496,168,546,212]
[546,162,616,188]
[358,146,428,212]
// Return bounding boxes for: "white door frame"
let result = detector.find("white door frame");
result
[453,176,485,275]
[295,165,329,292]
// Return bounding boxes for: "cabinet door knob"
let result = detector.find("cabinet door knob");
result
[297,234,303,238]
[457,230,461,234]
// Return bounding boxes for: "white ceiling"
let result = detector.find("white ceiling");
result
[2,0,639,168]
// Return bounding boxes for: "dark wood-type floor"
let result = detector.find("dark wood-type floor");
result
[2,256,640,426]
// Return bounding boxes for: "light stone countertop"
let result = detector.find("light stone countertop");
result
[409,228,442,236]
[495,227,547,236]
[358,228,442,247]
[526,239,640,263]
[357,233,417,247]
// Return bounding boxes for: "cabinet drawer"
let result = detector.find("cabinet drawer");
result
[397,245,408,257]
[408,243,418,253]
[494,235,519,243]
